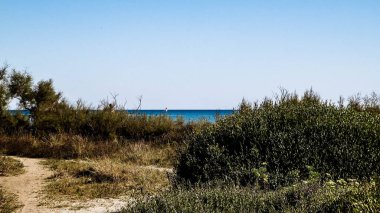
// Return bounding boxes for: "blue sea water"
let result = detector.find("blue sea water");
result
[9,110,234,122]
[127,110,234,122]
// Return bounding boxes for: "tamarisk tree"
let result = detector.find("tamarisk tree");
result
[0,66,10,113]
[8,69,67,133]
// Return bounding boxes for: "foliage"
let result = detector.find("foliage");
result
[176,89,380,188]
[0,66,199,142]
[122,179,380,213]
[0,66,10,113]
[0,66,12,134]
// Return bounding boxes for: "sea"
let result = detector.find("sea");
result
[128,110,234,122]
[9,110,234,122]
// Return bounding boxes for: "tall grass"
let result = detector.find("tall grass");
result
[0,134,181,166]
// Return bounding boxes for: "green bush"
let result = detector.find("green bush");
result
[122,180,380,213]
[176,90,380,188]
[62,109,195,142]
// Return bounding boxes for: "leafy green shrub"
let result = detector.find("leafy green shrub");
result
[176,90,380,188]
[122,180,380,213]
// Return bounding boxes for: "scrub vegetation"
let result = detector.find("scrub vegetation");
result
[0,66,193,209]
[123,180,380,213]
[1,66,380,212]
[0,66,197,144]
[125,90,380,212]
[176,89,380,187]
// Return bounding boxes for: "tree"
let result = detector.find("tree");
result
[0,65,10,113]
[9,70,62,113]
[8,70,66,133]
[8,70,34,111]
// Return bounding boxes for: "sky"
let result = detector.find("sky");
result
[1,0,380,109]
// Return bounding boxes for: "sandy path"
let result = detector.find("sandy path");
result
[0,157,136,212]
[0,156,53,213]
[0,157,172,212]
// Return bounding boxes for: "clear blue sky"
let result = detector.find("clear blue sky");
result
[1,0,379,109]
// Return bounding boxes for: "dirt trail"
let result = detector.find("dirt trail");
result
[0,156,137,212]
[0,156,53,213]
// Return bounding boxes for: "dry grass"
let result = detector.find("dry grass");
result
[0,188,21,213]
[43,158,171,201]
[114,142,177,168]
[0,134,180,168]
[0,157,23,212]
[0,156,24,176]
[0,134,176,203]
[0,134,109,159]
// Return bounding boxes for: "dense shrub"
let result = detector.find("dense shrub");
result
[122,180,380,213]
[57,109,196,142]
[176,90,380,188]
[0,101,196,142]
